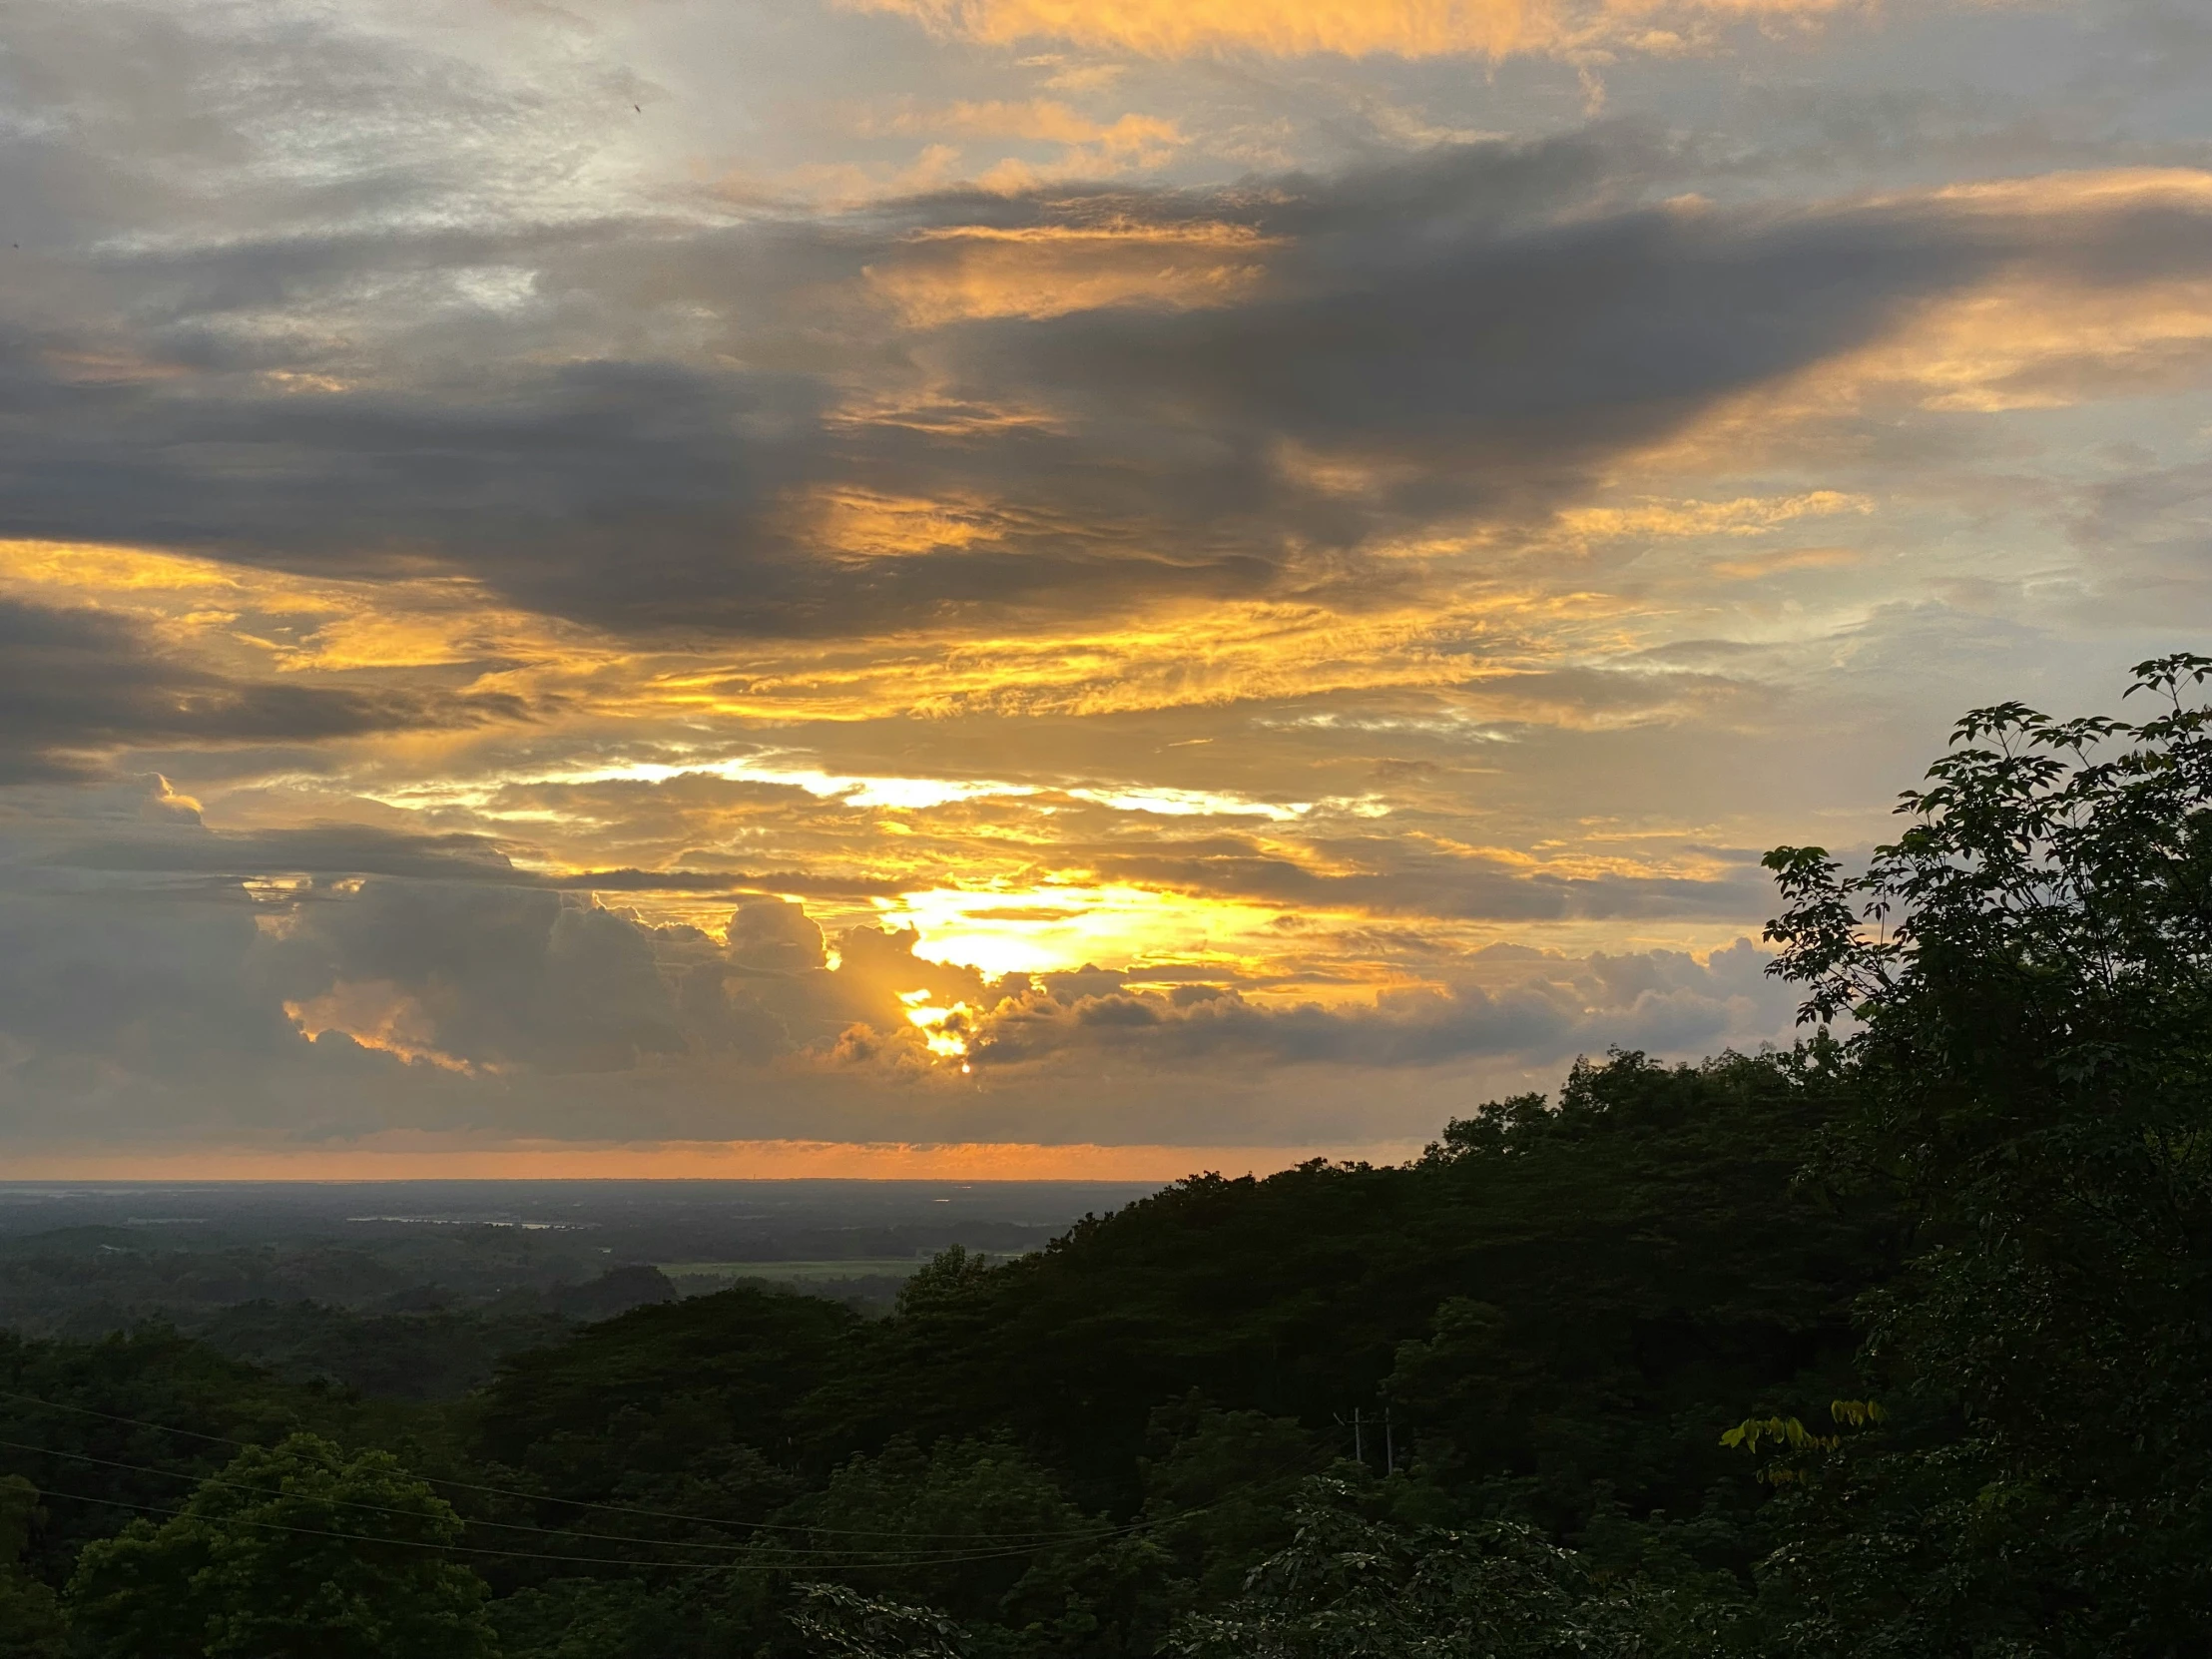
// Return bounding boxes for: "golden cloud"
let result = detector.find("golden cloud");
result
[630,594,1604,724]
[1707,545,1862,580]
[0,538,607,680]
[865,220,1274,324]
[853,98,1187,191]
[284,980,484,1074]
[1553,490,1876,546]
[1655,273,2212,458]
[1856,275,2212,413]
[800,488,1011,558]
[874,97,1180,150]
[848,0,1870,62]
[883,880,1324,980]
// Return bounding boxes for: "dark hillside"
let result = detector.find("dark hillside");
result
[0,1326,363,1583]
[477,1281,863,1477]
[0,1049,1907,1659]
[472,1047,1893,1539]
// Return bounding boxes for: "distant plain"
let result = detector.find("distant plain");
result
[0,1180,1158,1395]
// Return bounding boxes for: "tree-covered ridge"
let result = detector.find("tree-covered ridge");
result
[0,1043,1884,1658]
[4,657,2210,1656]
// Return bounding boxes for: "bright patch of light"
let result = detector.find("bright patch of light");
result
[365,751,1320,823]
[542,753,1021,811]
[898,988,971,1059]
[1065,786,1307,821]
[881,883,1289,979]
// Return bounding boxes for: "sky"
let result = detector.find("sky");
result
[3,0,2209,1178]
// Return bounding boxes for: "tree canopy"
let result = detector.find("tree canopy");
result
[66,1434,499,1659]
[1750,654,2212,1656]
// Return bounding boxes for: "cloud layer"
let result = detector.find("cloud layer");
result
[11,119,2210,643]
[0,781,1797,1153]
[2,0,2209,1166]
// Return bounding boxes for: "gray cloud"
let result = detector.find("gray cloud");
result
[2072,454,2212,618]
[0,599,513,782]
[54,817,913,898]
[0,876,292,1083]
[0,783,977,1088]
[276,880,695,1074]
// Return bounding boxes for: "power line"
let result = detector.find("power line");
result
[0,1385,1125,1542]
[0,1438,1133,1562]
[0,1387,1156,1548]
[30,1480,1089,1574]
[0,1388,245,1453]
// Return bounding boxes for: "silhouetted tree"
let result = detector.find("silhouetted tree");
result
[1755,655,2212,1655]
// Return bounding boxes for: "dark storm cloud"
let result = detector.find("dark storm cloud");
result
[0,598,515,782]
[1081,838,1765,921]
[966,938,1790,1072]
[0,806,922,1082]
[0,878,302,1087]
[51,816,916,897]
[275,880,693,1074]
[0,338,830,623]
[947,168,2212,554]
[7,103,2209,637]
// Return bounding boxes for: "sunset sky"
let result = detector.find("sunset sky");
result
[3,0,2208,1177]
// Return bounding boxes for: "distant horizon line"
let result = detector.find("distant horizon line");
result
[0,1136,1427,1184]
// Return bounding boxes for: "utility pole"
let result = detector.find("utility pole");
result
[1383,1404,1395,1472]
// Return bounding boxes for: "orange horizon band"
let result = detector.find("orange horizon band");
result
[0,1137,1425,1183]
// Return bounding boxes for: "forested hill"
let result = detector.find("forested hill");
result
[482,1044,1888,1522]
[3,1046,1893,1658]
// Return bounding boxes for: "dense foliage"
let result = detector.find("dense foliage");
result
[0,1477,67,1659]
[3,659,2208,1655]
[1749,654,2212,1656]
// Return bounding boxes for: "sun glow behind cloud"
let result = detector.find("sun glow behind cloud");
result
[898,987,975,1064]
[881,882,1306,980]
